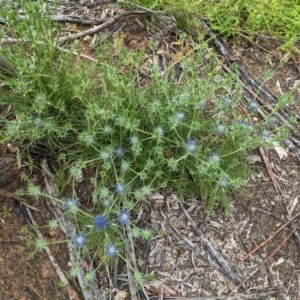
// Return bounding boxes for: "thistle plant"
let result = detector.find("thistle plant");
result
[0,0,293,291]
[1,1,291,209]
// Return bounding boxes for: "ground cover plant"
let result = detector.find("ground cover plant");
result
[0,0,294,292]
[132,0,300,51]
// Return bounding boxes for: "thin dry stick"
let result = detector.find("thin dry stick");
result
[259,147,280,192]
[285,206,300,255]
[124,224,139,300]
[57,46,98,62]
[41,159,102,300]
[125,249,138,300]
[242,212,300,261]
[52,15,102,25]
[0,188,39,211]
[125,223,151,300]
[179,202,244,286]
[58,12,150,43]
[160,208,221,271]
[105,264,113,300]
[0,37,19,44]
[225,229,295,300]
[25,208,81,300]
[163,287,282,299]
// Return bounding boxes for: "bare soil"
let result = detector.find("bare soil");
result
[0,145,69,300]
[0,1,299,299]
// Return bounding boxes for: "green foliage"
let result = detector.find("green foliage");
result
[0,206,13,219]
[202,0,300,50]
[0,1,289,212]
[131,0,300,50]
[0,0,294,289]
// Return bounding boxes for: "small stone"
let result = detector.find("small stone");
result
[149,193,164,201]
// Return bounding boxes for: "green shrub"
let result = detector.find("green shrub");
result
[0,0,292,287]
[0,1,288,211]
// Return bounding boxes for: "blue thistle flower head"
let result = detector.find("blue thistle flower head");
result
[65,197,77,206]
[248,101,260,112]
[34,118,43,127]
[215,124,227,135]
[209,152,221,166]
[198,100,207,109]
[118,210,131,225]
[237,120,253,132]
[95,215,108,230]
[218,176,230,188]
[106,244,119,257]
[267,116,277,127]
[221,97,233,107]
[115,183,126,194]
[261,129,271,139]
[64,198,78,213]
[103,125,114,135]
[102,198,111,208]
[186,139,198,154]
[175,111,186,122]
[72,233,87,248]
[130,135,139,145]
[154,126,164,138]
[115,147,125,158]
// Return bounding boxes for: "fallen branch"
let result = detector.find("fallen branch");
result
[58,11,150,43]
[285,206,300,255]
[163,287,282,299]
[52,15,103,25]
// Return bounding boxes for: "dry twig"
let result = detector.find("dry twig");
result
[124,223,151,300]
[242,212,300,261]
[0,188,39,211]
[179,202,245,287]
[285,206,300,255]
[225,229,295,299]
[57,46,97,62]
[23,207,81,300]
[58,11,150,43]
[163,287,282,299]
[52,15,103,25]
[259,147,280,192]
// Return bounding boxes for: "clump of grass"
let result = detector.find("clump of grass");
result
[130,0,300,51]
[0,0,292,289]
